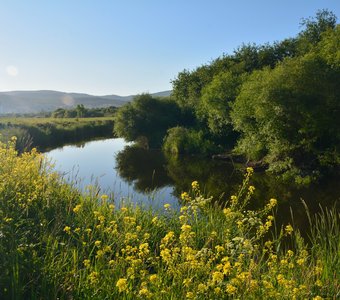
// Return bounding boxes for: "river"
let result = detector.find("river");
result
[45,138,340,234]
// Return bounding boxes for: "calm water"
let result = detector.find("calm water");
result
[46,138,340,233]
[45,138,178,210]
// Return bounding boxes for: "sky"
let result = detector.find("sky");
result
[1,0,339,96]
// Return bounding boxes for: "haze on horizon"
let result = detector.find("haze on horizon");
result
[1,0,339,96]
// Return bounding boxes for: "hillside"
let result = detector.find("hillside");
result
[0,90,172,114]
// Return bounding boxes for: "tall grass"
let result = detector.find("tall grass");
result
[0,140,338,299]
[0,117,114,151]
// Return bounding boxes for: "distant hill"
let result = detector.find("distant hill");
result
[0,90,172,114]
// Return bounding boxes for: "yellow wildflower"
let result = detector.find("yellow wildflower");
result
[223,207,232,216]
[246,166,254,174]
[212,271,224,284]
[116,278,128,292]
[89,271,99,285]
[248,185,255,193]
[181,192,190,201]
[63,226,71,234]
[83,259,91,268]
[96,249,104,258]
[164,203,171,210]
[98,215,105,223]
[191,180,199,189]
[72,204,82,213]
[94,240,101,247]
[197,283,207,293]
[179,215,187,223]
[139,287,151,297]
[100,194,108,201]
[215,245,225,253]
[160,248,172,263]
[269,198,277,207]
[139,243,150,256]
[277,274,285,285]
[230,195,237,204]
[181,224,192,232]
[285,224,294,235]
[315,279,322,287]
[109,260,115,267]
[226,284,237,295]
[183,278,192,287]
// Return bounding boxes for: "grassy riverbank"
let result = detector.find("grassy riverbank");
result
[0,117,114,151]
[0,139,338,299]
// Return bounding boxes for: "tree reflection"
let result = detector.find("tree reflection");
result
[115,145,173,192]
[115,144,340,235]
[164,153,244,202]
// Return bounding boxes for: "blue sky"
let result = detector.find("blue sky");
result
[1,0,339,96]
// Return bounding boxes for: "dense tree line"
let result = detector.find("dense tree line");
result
[114,10,339,183]
[51,105,117,118]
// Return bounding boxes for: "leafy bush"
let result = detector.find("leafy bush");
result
[163,126,218,155]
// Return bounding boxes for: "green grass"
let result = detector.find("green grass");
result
[0,116,113,126]
[0,117,114,152]
[0,140,339,299]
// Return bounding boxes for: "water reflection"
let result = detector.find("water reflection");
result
[46,138,339,235]
[115,144,340,233]
[115,145,173,192]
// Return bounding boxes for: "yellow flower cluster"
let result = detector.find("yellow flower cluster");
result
[0,139,333,299]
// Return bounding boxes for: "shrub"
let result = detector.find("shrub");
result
[163,126,218,156]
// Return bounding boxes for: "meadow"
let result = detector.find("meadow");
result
[0,138,338,299]
[0,117,114,151]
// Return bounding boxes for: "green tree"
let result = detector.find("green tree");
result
[113,94,183,148]
[298,9,337,52]
[199,71,245,148]
[231,49,340,183]
[51,108,66,118]
[76,104,87,118]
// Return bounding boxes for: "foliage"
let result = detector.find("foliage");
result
[163,126,219,156]
[114,94,184,148]
[298,9,337,51]
[230,46,340,183]
[51,106,117,118]
[167,10,340,183]
[0,143,338,299]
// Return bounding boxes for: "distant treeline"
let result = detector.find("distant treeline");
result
[1,105,117,119]
[113,10,340,184]
[50,105,117,118]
